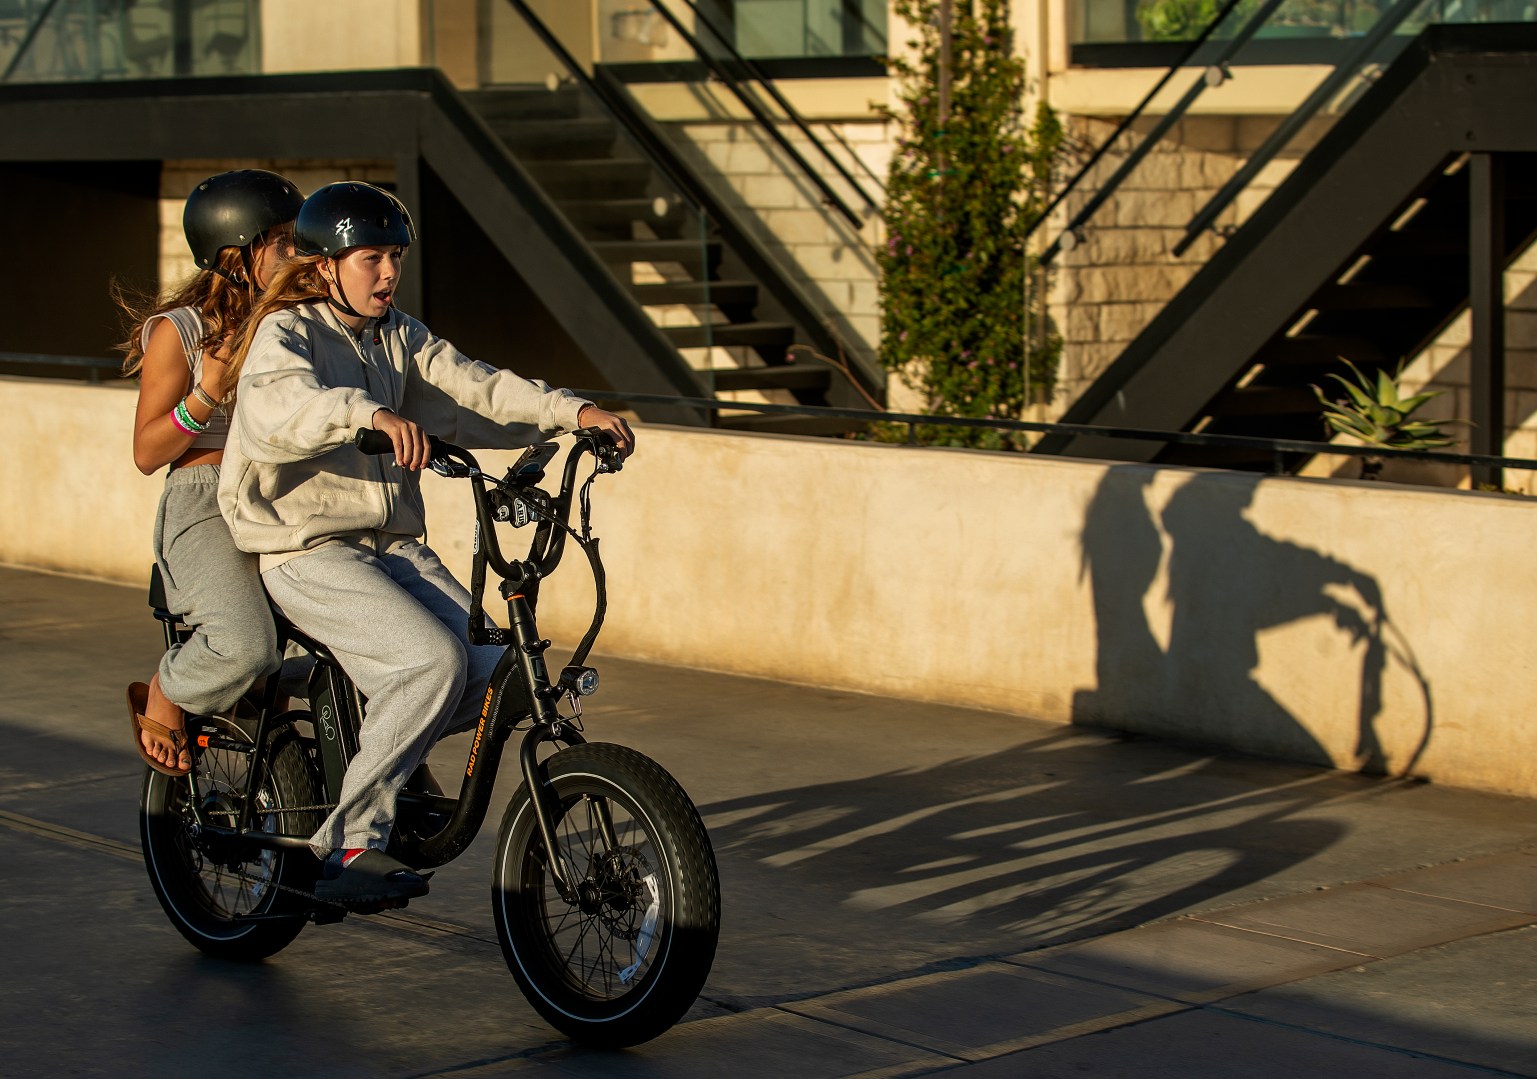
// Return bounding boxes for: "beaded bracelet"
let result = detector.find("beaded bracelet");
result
[171,399,208,436]
[189,383,220,410]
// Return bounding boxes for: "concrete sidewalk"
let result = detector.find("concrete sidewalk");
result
[2,564,1534,1077]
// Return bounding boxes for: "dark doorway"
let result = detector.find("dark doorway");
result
[0,160,159,360]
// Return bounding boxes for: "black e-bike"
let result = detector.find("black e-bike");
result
[138,428,721,1047]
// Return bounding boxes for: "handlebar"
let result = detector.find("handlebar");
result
[351,424,619,601]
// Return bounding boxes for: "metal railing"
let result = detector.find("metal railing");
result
[18,353,1529,480]
[1031,0,1277,265]
[572,388,1534,482]
[0,351,122,382]
[487,0,883,395]
[639,0,880,226]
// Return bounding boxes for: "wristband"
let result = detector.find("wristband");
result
[190,383,220,410]
[172,399,207,436]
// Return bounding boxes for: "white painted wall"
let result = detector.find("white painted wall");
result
[260,0,424,72]
[7,377,1534,797]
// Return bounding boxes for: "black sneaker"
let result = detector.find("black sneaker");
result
[314,849,431,904]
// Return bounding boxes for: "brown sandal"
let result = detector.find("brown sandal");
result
[127,681,191,777]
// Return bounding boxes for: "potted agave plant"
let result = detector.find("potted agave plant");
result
[1311,360,1455,480]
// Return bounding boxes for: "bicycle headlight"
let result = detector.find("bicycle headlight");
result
[561,665,600,697]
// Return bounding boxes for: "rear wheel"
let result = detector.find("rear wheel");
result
[493,743,720,1047]
[140,711,323,961]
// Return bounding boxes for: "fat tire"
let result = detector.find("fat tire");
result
[140,712,322,961]
[493,742,720,1047]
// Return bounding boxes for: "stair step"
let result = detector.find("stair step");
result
[1213,385,1322,417]
[662,321,795,350]
[489,118,620,159]
[1372,230,1469,258]
[709,361,831,392]
[592,238,722,270]
[630,279,759,307]
[1255,335,1395,368]
[557,197,688,229]
[463,87,592,121]
[1311,282,1439,310]
[523,158,654,197]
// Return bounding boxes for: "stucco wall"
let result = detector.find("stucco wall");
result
[6,376,1534,797]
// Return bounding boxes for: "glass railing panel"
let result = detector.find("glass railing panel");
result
[1073,0,1528,48]
[661,0,886,60]
[2,0,259,84]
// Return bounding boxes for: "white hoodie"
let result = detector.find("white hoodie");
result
[218,301,588,567]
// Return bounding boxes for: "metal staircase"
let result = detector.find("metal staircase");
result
[1157,150,1537,470]
[443,0,884,432]
[1036,23,1537,473]
[462,82,868,429]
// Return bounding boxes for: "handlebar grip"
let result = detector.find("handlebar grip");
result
[354,428,395,455]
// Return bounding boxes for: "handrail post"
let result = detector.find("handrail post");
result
[1470,153,1506,491]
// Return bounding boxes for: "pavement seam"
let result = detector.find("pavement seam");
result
[8,802,1537,1073]
[0,807,141,863]
[1195,1003,1537,1078]
[781,992,1190,1065]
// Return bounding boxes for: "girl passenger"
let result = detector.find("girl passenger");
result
[124,169,303,776]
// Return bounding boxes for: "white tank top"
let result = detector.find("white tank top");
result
[142,305,229,450]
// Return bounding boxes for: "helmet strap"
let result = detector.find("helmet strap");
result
[324,258,369,323]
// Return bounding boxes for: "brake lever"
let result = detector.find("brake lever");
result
[573,427,624,473]
[429,459,474,479]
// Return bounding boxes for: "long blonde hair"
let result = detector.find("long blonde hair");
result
[226,253,333,396]
[117,222,296,386]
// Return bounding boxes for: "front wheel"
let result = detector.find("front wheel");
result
[493,742,720,1047]
[140,711,323,961]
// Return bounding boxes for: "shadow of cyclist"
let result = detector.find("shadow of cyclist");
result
[699,723,1356,1003]
[1073,467,1409,772]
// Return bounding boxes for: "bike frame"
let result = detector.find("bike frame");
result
[156,430,621,905]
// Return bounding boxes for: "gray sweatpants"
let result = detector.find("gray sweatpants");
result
[260,535,502,856]
[154,465,279,715]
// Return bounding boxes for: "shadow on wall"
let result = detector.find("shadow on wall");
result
[1073,467,1434,775]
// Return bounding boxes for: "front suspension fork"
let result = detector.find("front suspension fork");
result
[507,592,620,900]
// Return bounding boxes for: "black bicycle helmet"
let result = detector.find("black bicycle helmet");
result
[295,182,417,257]
[183,169,304,269]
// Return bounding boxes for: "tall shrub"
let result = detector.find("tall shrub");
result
[879,0,1063,450]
